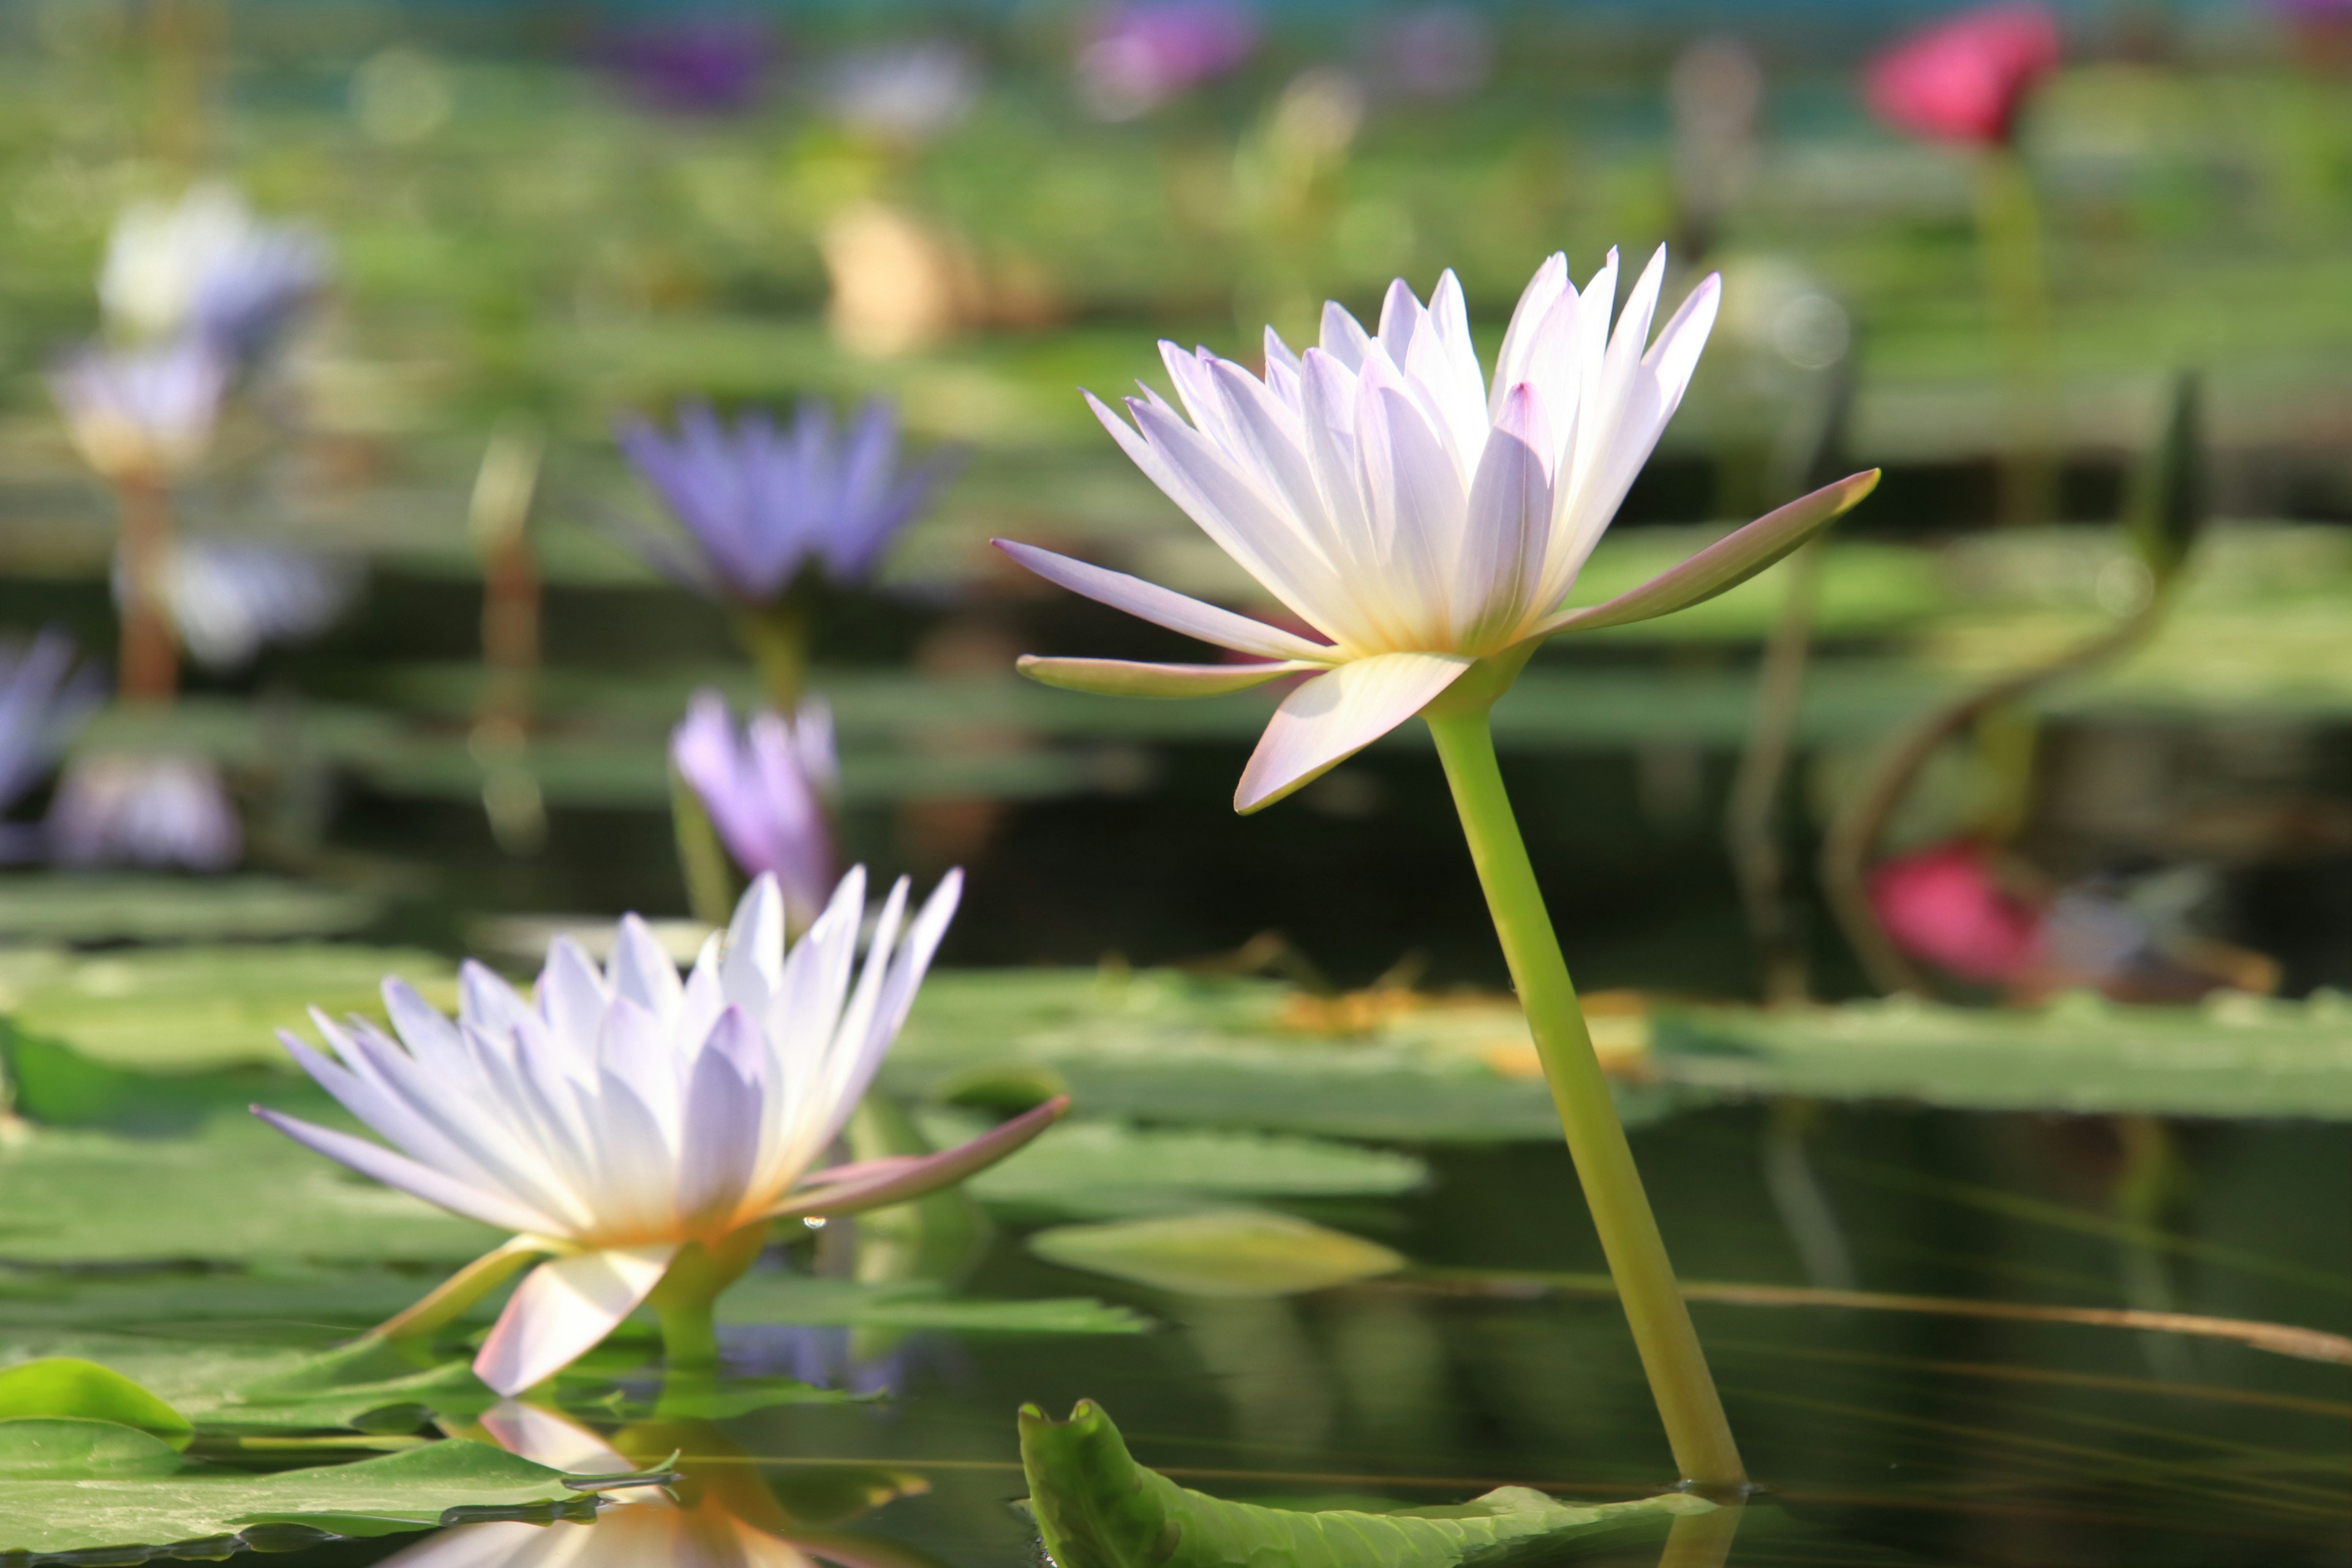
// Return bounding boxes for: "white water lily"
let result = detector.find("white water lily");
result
[255,867,1063,1395]
[1000,247,1877,811]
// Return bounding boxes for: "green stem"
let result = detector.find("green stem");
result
[736,597,813,714]
[644,1227,767,1394]
[1973,146,2058,528]
[670,763,740,930]
[1423,703,1745,1491]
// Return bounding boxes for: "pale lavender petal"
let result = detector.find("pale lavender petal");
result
[251,1107,557,1235]
[1235,652,1472,813]
[1017,655,1317,698]
[991,539,1333,662]
[472,1246,679,1395]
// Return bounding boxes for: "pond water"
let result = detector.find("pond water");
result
[18,1103,2340,1567]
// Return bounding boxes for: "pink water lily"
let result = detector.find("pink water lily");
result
[1000,248,1878,812]
[255,867,1063,1395]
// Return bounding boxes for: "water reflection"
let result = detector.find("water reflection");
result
[382,1401,943,1568]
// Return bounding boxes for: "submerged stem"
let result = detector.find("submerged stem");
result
[646,1226,769,1388]
[1423,701,1745,1491]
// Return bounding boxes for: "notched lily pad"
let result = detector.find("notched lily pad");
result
[1019,1399,1709,1567]
[0,1419,187,1479]
[1027,1210,1405,1298]
[717,1273,1149,1335]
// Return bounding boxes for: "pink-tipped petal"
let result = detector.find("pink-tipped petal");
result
[1016,655,1320,699]
[1235,651,1472,814]
[769,1096,1069,1220]
[472,1244,680,1395]
[992,539,1333,663]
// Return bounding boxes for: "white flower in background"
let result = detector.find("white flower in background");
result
[48,337,231,483]
[823,38,982,143]
[671,690,837,930]
[999,248,1877,810]
[255,868,1065,1395]
[115,538,364,672]
[47,753,241,870]
[100,183,329,357]
[0,631,104,863]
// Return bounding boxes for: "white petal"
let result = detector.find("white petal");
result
[1416,270,1491,465]
[1317,299,1373,370]
[252,1108,557,1235]
[537,939,608,1051]
[1235,652,1472,813]
[1017,655,1318,698]
[472,1245,679,1395]
[1460,384,1556,647]
[676,1006,767,1226]
[992,539,1333,662]
[1490,252,1570,413]
[606,914,684,1022]
[722,873,788,1010]
[458,961,533,1040]
[1354,350,1462,633]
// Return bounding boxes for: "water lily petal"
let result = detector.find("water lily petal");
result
[1017,655,1317,698]
[1534,469,1882,638]
[1235,650,1472,813]
[992,539,1333,663]
[1461,384,1555,647]
[770,1095,1069,1220]
[249,1107,560,1235]
[473,1245,680,1396]
[375,1237,555,1341]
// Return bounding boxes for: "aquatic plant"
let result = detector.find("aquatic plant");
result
[119,538,361,673]
[47,753,241,871]
[0,632,103,864]
[47,337,229,488]
[1077,1,1261,120]
[617,398,956,706]
[1001,249,1880,1487]
[99,183,328,361]
[670,688,839,931]
[254,868,1065,1395]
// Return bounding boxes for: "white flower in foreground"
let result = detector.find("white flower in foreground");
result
[998,247,1878,811]
[255,867,1064,1395]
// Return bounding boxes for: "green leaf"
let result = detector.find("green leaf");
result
[0,876,382,946]
[1019,1399,1711,1568]
[0,1438,587,1556]
[0,1359,192,1446]
[718,1273,1148,1335]
[197,1343,492,1436]
[0,944,459,1073]
[1027,1210,1405,1298]
[1653,990,2352,1120]
[926,1113,1428,1219]
[0,1117,500,1265]
[0,1419,187,1480]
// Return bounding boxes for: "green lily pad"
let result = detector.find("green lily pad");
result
[886,968,1684,1143]
[0,944,459,1073]
[0,1359,192,1446]
[0,1438,587,1556]
[0,1419,186,1480]
[924,1112,1428,1219]
[0,1117,499,1265]
[1027,1210,1405,1298]
[719,1274,1148,1336]
[0,877,383,946]
[1019,1398,1711,1568]
[1653,990,2352,1120]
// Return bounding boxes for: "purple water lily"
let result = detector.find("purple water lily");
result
[672,689,837,929]
[0,632,104,864]
[616,398,955,603]
[47,752,241,871]
[1079,1,1260,119]
[599,15,777,117]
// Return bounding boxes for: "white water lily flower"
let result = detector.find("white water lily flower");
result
[998,247,1877,811]
[255,867,1063,1395]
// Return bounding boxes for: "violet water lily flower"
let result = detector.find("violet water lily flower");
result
[671,690,837,929]
[48,337,231,483]
[119,538,363,672]
[47,753,241,870]
[616,399,956,603]
[254,867,1065,1395]
[100,183,329,359]
[0,632,103,862]
[998,248,1879,812]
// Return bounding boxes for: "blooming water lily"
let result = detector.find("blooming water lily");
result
[255,867,1065,1394]
[100,182,329,359]
[1001,248,1878,812]
[671,690,839,930]
[48,753,241,870]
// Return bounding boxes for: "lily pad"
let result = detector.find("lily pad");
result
[0,944,459,1073]
[0,876,383,946]
[1027,1210,1405,1298]
[0,1438,588,1557]
[1019,1398,1710,1568]
[924,1112,1429,1218]
[0,1360,191,1446]
[1653,990,2352,1120]
[719,1273,1148,1336]
[0,1419,186,1480]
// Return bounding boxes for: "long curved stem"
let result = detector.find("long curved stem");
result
[1424,704,1744,1491]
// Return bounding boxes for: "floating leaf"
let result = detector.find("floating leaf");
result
[0,876,382,946]
[924,1112,1428,1218]
[0,1360,191,1446]
[1027,1210,1404,1298]
[1653,991,2352,1120]
[718,1273,1148,1336]
[1019,1399,1709,1568]
[0,1419,186,1480]
[0,945,458,1073]
[0,1438,587,1556]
